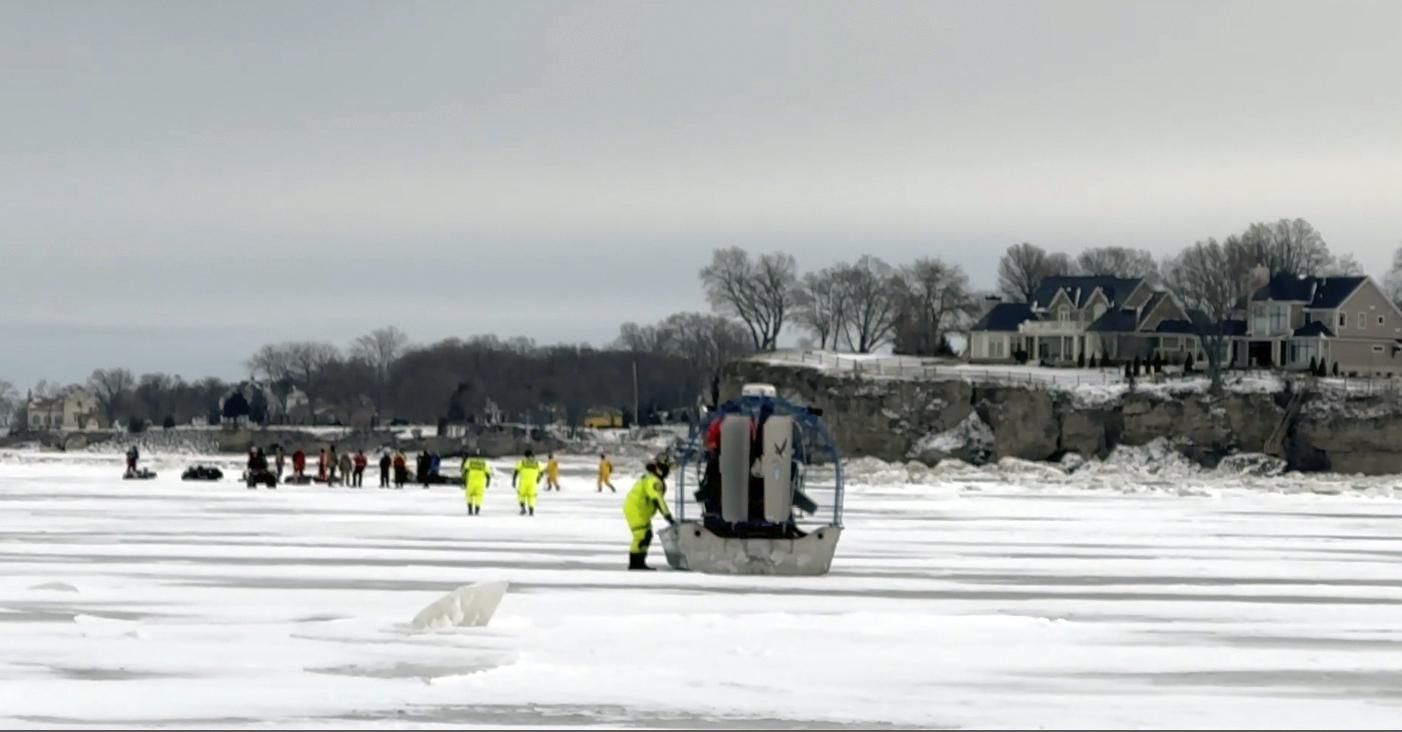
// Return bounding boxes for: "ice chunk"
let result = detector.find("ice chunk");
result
[411,580,509,630]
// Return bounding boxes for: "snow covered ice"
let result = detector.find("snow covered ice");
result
[5,451,1402,728]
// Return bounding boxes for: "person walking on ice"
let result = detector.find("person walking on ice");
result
[597,453,615,493]
[545,453,561,491]
[461,450,492,515]
[513,450,542,516]
[623,458,674,570]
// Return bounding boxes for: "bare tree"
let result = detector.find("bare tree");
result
[351,326,409,382]
[1239,218,1332,276]
[1325,253,1364,276]
[894,258,979,356]
[1163,237,1255,393]
[699,247,797,350]
[88,368,135,425]
[997,242,1074,303]
[351,326,409,413]
[247,342,340,424]
[0,379,18,430]
[1384,246,1402,308]
[793,267,850,350]
[615,322,665,353]
[838,255,904,353]
[1076,246,1160,280]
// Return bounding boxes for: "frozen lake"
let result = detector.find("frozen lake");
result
[4,451,1402,729]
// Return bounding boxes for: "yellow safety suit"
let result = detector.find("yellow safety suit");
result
[624,472,672,554]
[462,457,491,510]
[514,458,541,509]
[546,458,560,490]
[598,458,614,491]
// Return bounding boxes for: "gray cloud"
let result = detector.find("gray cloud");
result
[2,0,1400,386]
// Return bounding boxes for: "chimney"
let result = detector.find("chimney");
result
[978,294,1003,318]
[1248,264,1270,294]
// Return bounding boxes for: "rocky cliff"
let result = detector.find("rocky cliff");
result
[720,359,1402,475]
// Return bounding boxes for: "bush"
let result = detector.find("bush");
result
[1132,356,1141,377]
[1076,351,1086,368]
[1013,349,1029,365]
[1088,354,1098,369]
[1333,361,1340,376]
[162,415,176,430]
[128,418,147,434]
[1124,361,1133,379]
[1184,353,1195,372]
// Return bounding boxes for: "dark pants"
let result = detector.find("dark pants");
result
[353,467,364,486]
[379,467,389,487]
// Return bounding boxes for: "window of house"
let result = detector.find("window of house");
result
[1359,312,1367,329]
[1338,312,1347,328]
[1373,344,1385,354]
[1269,306,1285,333]
[1057,308,1070,322]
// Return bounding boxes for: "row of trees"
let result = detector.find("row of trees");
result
[10,327,711,431]
[699,247,980,356]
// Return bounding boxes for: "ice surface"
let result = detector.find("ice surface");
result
[5,449,1402,728]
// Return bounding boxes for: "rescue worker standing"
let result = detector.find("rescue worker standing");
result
[461,450,491,515]
[545,453,561,491]
[624,459,674,570]
[597,453,615,493]
[513,450,542,516]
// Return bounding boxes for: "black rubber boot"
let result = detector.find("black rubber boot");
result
[528,506,534,516]
[519,504,526,515]
[628,553,655,571]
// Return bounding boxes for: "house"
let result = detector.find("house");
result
[969,276,1207,365]
[26,389,102,431]
[1240,273,1402,376]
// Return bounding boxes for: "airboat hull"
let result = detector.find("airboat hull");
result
[659,521,842,576]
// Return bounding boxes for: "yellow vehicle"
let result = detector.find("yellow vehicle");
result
[582,407,624,429]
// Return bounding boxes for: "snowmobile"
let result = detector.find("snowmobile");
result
[122,468,157,480]
[658,383,844,576]
[181,465,224,482]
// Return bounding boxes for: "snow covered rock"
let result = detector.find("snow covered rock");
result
[1216,453,1287,477]
[908,411,994,466]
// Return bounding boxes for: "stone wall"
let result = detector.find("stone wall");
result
[720,359,1402,475]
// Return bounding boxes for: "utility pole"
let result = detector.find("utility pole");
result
[632,360,640,428]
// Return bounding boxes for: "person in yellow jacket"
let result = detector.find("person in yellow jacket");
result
[623,460,674,570]
[513,450,542,516]
[461,450,491,516]
[597,453,616,493]
[545,453,561,491]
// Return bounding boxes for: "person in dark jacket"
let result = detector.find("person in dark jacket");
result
[378,452,392,488]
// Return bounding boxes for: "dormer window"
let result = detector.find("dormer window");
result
[1057,308,1070,322]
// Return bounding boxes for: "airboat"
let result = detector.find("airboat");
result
[658,383,845,576]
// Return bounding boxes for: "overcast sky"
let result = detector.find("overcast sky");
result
[3,0,1400,388]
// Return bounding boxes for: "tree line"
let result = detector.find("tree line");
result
[4,216,1399,427]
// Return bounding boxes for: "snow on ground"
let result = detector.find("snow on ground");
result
[6,450,1402,728]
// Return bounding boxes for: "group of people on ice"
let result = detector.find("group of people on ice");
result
[457,450,673,570]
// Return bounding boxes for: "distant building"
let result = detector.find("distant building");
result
[27,389,102,432]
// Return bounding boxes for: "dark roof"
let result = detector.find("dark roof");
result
[1136,291,1172,327]
[1251,273,1366,309]
[972,303,1034,332]
[1154,319,1196,334]
[1309,277,1366,309]
[1087,308,1139,333]
[1030,276,1144,310]
[1183,309,1248,336]
[1293,321,1334,338]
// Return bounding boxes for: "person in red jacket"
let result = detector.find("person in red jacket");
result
[352,450,368,487]
[292,448,307,479]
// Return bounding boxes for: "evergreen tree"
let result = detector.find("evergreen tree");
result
[1077,350,1086,368]
[1088,353,1098,369]
[1185,352,1195,373]
[1332,361,1340,376]
[1309,356,1318,375]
